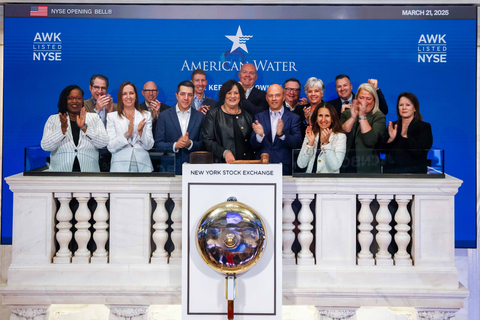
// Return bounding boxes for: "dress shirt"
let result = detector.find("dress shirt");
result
[92,100,107,125]
[173,104,193,152]
[256,107,286,143]
[285,101,296,112]
[341,94,354,105]
[245,87,253,99]
[193,95,206,110]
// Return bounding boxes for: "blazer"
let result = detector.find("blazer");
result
[328,88,389,117]
[107,110,154,172]
[250,108,302,175]
[380,120,433,173]
[202,107,254,163]
[84,97,118,126]
[154,106,205,175]
[139,101,171,136]
[296,132,347,173]
[41,113,108,172]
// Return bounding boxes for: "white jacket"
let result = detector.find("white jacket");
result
[296,132,346,173]
[41,113,108,172]
[107,109,154,172]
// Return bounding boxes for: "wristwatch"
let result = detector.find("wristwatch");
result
[80,124,88,131]
[359,116,367,120]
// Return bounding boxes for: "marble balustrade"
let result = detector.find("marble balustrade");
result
[1,173,468,320]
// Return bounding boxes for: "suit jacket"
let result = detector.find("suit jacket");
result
[328,89,389,117]
[380,120,433,173]
[214,87,268,116]
[107,110,154,172]
[250,108,302,175]
[139,101,171,136]
[154,107,205,175]
[296,132,346,173]
[84,97,118,126]
[41,113,108,172]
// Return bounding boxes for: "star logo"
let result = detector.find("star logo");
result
[225,26,253,53]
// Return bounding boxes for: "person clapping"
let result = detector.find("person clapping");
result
[41,85,108,172]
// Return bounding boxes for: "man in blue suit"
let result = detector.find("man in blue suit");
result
[154,81,205,175]
[250,84,302,175]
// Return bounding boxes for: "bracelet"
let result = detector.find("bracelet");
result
[80,124,87,131]
[223,149,231,158]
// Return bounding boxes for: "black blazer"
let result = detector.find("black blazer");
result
[202,106,254,163]
[380,120,433,173]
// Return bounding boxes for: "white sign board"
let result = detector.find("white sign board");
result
[182,164,283,320]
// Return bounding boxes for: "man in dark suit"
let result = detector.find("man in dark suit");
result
[250,84,302,175]
[84,74,117,127]
[191,69,218,115]
[140,81,170,135]
[328,74,388,117]
[239,63,269,114]
[154,81,204,175]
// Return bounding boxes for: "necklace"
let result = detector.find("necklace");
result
[223,105,240,115]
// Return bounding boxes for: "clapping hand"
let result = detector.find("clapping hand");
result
[59,112,68,134]
[175,132,191,150]
[350,99,359,119]
[298,98,308,105]
[126,115,134,139]
[198,105,210,115]
[387,121,398,143]
[150,100,161,119]
[305,126,315,146]
[252,120,264,137]
[76,107,87,130]
[341,103,352,113]
[276,119,284,136]
[303,106,312,125]
[137,118,146,137]
[320,128,332,146]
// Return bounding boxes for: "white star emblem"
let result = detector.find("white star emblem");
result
[226,26,253,53]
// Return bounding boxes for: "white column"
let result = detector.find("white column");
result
[170,194,182,263]
[72,193,92,264]
[282,195,296,264]
[91,193,109,264]
[375,194,394,266]
[357,195,375,266]
[151,194,169,264]
[53,193,73,264]
[297,194,314,265]
[394,195,413,266]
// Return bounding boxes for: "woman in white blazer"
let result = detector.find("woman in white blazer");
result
[107,82,154,172]
[41,85,108,172]
[297,102,346,173]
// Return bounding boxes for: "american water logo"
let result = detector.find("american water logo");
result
[33,32,62,61]
[418,34,446,63]
[181,26,297,73]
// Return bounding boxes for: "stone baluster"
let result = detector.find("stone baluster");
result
[297,194,315,265]
[53,193,73,264]
[170,194,182,263]
[282,195,296,264]
[91,193,109,264]
[151,194,169,264]
[357,195,375,266]
[417,310,457,319]
[375,194,394,266]
[394,195,413,266]
[72,193,92,264]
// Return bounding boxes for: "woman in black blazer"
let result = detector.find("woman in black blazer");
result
[381,92,433,173]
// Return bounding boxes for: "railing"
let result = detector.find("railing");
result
[1,172,467,320]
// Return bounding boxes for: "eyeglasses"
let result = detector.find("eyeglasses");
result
[285,88,301,93]
[67,96,83,101]
[143,89,158,93]
[92,85,107,91]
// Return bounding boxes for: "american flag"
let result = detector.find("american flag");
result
[30,6,48,17]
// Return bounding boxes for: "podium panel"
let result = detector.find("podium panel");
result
[182,164,282,320]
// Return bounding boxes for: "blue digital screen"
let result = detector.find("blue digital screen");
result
[2,5,476,247]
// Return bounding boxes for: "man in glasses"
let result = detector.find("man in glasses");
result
[84,74,117,126]
[140,81,170,134]
[328,74,388,116]
[283,78,308,138]
[190,69,217,115]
